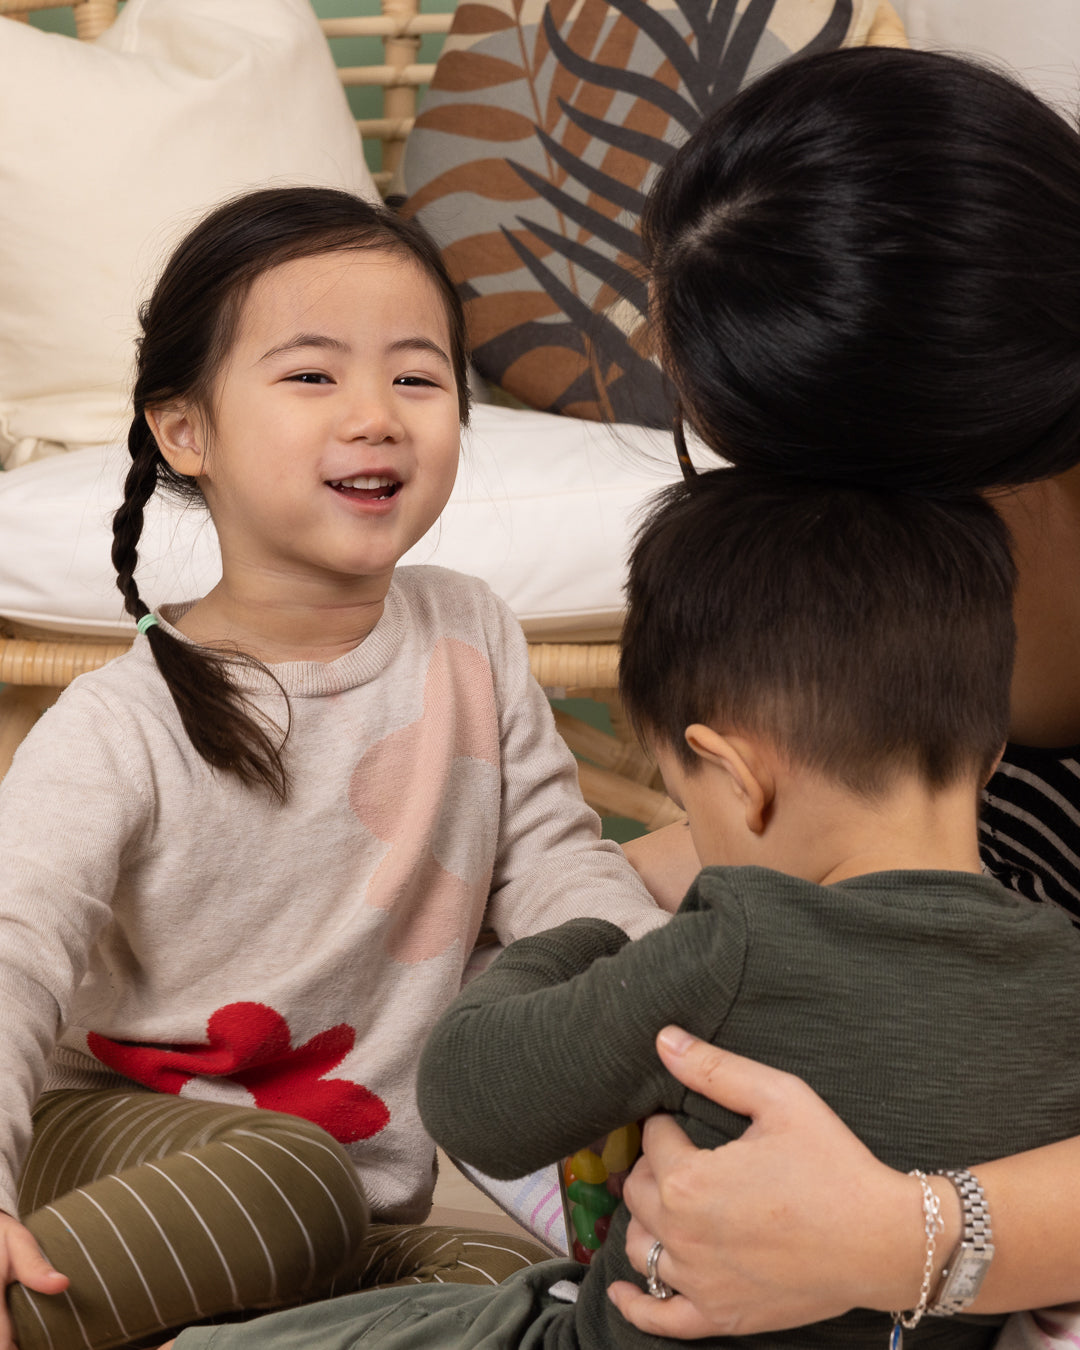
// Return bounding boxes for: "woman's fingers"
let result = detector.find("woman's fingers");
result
[654,1025,807,1121]
[607,1281,716,1339]
[612,1028,916,1335]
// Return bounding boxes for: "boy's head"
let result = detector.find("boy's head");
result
[619,470,1016,805]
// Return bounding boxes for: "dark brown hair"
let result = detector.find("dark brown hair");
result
[619,469,1016,795]
[112,187,470,800]
[642,47,1080,493]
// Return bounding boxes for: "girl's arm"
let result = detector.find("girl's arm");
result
[621,819,699,914]
[609,1029,1080,1337]
[0,687,148,1344]
[0,684,144,1215]
[481,591,667,943]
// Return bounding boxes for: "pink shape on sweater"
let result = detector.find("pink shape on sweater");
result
[350,637,499,964]
[87,1002,390,1144]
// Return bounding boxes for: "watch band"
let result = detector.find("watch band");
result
[928,1169,994,1316]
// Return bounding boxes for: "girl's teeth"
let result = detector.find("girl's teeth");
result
[334,475,397,489]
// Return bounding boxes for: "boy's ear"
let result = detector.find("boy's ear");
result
[145,405,207,479]
[684,724,775,835]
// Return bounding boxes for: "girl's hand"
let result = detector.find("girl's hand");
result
[607,1028,923,1338]
[0,1212,68,1350]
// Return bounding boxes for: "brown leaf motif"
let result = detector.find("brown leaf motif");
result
[465,291,562,348]
[414,104,537,143]
[404,159,536,216]
[443,229,553,282]
[451,3,518,34]
[432,50,527,93]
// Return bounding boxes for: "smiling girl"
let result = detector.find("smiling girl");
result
[0,188,664,1350]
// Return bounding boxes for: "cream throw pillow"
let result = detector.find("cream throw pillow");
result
[0,0,378,468]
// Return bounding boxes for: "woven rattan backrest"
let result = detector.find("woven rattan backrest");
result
[0,0,450,190]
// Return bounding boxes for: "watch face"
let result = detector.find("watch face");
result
[945,1247,993,1304]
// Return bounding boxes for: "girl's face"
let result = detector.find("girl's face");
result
[177,248,461,596]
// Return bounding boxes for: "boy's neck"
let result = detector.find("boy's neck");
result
[710,769,984,885]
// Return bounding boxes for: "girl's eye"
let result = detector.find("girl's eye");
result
[394,375,439,388]
[287,372,332,385]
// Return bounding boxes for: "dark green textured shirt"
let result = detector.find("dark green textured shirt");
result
[418,866,1080,1350]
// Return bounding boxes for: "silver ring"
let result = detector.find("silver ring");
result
[646,1238,674,1299]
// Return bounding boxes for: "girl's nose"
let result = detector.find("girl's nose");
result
[340,396,403,444]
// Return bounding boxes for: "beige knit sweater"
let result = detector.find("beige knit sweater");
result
[0,566,664,1220]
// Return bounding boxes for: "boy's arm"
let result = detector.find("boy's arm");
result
[417,906,745,1180]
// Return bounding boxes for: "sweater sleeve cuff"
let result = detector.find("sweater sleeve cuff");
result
[494,917,630,982]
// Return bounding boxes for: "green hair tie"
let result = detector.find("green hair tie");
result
[136,613,160,636]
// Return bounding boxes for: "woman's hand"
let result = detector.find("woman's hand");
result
[607,1028,924,1338]
[0,1212,68,1350]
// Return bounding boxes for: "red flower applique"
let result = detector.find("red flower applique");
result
[88,1002,389,1144]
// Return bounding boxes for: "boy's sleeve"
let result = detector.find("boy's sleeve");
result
[479,589,668,944]
[416,907,746,1180]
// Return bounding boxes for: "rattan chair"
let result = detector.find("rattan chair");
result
[0,0,679,830]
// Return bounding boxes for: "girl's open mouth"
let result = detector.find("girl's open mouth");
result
[327,475,402,501]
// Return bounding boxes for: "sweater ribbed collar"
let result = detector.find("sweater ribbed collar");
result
[142,584,408,697]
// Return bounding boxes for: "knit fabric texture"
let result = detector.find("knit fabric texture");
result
[419,864,1080,1350]
[0,565,664,1220]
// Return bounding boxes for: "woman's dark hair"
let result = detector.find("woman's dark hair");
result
[619,469,1016,796]
[113,187,470,801]
[642,47,1080,494]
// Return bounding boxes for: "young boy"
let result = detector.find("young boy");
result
[166,470,1080,1350]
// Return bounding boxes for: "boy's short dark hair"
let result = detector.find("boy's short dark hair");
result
[619,470,1016,795]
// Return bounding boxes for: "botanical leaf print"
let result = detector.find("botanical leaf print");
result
[404,0,870,424]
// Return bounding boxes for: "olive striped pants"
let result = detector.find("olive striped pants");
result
[9,1091,546,1350]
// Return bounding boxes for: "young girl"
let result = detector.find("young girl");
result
[0,187,664,1350]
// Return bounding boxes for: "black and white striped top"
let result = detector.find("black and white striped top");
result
[980,742,1080,923]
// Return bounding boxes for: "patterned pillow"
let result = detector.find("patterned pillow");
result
[403,0,905,425]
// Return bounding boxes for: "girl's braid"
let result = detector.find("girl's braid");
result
[111,424,161,623]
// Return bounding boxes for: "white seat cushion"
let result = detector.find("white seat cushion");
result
[0,405,702,640]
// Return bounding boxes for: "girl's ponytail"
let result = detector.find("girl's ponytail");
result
[112,419,288,801]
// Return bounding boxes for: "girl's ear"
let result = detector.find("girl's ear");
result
[683,724,775,835]
[145,405,206,479]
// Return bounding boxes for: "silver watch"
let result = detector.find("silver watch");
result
[928,1169,994,1316]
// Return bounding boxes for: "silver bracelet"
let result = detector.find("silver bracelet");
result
[889,1170,944,1349]
[928,1169,994,1317]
